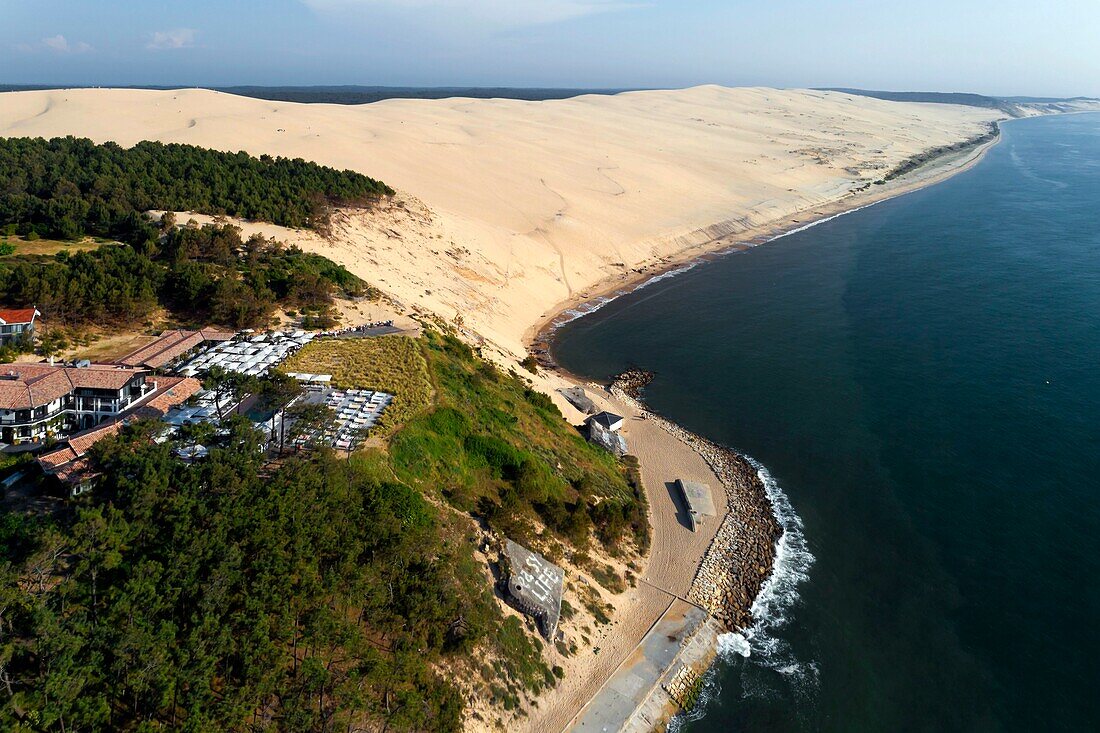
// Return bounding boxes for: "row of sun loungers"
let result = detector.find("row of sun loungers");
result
[292,389,394,450]
[176,332,315,377]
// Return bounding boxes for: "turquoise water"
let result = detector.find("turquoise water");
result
[551,113,1100,731]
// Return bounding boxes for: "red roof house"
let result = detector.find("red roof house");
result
[0,307,41,344]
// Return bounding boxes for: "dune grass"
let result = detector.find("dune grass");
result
[279,335,434,435]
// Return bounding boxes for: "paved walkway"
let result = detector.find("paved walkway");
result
[569,599,708,732]
[521,383,725,733]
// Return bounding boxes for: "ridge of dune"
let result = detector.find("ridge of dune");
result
[0,86,1001,357]
[0,86,1009,732]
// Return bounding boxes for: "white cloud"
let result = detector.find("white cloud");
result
[36,35,93,54]
[147,28,197,50]
[301,0,637,26]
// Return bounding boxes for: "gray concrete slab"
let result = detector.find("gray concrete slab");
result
[676,479,717,531]
[570,599,707,732]
[504,539,564,640]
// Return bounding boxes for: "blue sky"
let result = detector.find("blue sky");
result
[1,0,1097,96]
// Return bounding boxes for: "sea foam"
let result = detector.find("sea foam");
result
[549,294,620,330]
[715,458,817,695]
[635,261,700,290]
[669,459,816,732]
[764,201,879,244]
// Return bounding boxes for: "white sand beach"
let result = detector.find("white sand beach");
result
[0,86,1002,361]
[0,85,1014,731]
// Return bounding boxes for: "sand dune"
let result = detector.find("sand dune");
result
[0,87,1009,730]
[0,86,1000,358]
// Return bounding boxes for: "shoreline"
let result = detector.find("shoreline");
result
[608,371,782,634]
[527,123,1002,360]
[534,125,1003,732]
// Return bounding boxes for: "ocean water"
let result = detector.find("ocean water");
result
[551,113,1100,732]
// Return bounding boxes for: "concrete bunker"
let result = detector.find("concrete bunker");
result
[501,539,565,641]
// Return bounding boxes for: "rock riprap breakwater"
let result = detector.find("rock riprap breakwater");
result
[613,368,655,400]
[611,373,782,632]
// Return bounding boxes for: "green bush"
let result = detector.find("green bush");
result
[0,425,472,731]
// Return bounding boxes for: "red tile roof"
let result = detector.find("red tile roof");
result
[0,363,148,411]
[37,421,122,474]
[37,444,79,470]
[0,308,40,325]
[35,375,201,485]
[64,420,126,456]
[0,367,72,410]
[199,329,237,342]
[115,330,195,368]
[135,376,202,417]
[115,329,236,369]
[66,365,146,390]
[52,456,98,486]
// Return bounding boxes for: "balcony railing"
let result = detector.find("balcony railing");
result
[1,381,156,431]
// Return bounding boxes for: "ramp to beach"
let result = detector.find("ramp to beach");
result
[570,599,711,732]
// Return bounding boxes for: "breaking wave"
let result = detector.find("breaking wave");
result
[549,294,621,330]
[728,458,817,687]
[670,458,816,731]
[765,201,879,244]
[635,261,700,289]
[549,261,700,332]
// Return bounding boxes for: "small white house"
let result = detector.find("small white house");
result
[587,411,624,432]
[585,411,627,456]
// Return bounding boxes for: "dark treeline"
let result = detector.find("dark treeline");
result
[0,331,646,730]
[213,86,629,105]
[879,123,999,183]
[0,135,387,329]
[0,419,493,731]
[0,136,392,238]
[0,220,372,328]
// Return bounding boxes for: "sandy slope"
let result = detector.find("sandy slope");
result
[0,86,1000,358]
[520,377,729,733]
[0,86,1005,731]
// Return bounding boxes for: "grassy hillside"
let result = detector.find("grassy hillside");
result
[0,330,648,731]
[394,331,648,553]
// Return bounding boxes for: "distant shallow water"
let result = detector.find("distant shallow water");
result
[552,112,1100,731]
